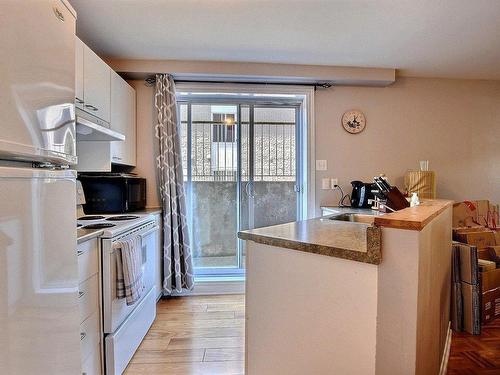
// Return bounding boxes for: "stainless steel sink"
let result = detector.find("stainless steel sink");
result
[329,213,375,224]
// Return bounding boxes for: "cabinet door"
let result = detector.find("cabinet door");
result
[75,37,84,109]
[110,71,136,166]
[83,45,111,123]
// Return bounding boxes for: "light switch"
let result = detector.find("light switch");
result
[321,178,330,190]
[316,160,327,171]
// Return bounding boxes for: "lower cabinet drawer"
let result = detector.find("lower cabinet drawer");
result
[81,343,102,375]
[78,238,99,283]
[80,312,100,364]
[105,287,157,375]
[79,273,99,323]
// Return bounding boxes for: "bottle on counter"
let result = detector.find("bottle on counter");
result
[410,192,420,207]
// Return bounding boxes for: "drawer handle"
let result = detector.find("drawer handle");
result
[78,290,85,298]
[84,104,98,111]
[112,156,122,161]
[75,97,84,104]
[77,250,83,256]
[80,332,87,341]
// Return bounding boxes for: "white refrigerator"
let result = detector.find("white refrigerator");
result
[0,1,81,374]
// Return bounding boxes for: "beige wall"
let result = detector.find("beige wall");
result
[129,80,159,208]
[131,76,500,211]
[316,77,500,209]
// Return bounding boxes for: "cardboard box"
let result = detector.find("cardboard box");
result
[453,227,489,242]
[453,242,479,284]
[487,245,500,263]
[462,281,481,334]
[451,281,463,332]
[454,226,489,233]
[482,287,500,324]
[480,268,500,292]
[453,200,492,228]
[487,203,499,229]
[455,231,496,249]
[453,201,480,227]
[478,249,494,261]
[478,259,496,272]
[475,200,490,227]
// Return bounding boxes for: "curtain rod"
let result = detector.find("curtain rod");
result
[145,76,332,89]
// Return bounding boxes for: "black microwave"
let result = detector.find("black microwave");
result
[78,174,146,214]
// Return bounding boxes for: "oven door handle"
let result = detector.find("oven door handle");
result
[139,225,159,239]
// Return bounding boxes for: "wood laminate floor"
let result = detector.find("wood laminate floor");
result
[124,294,245,375]
[125,294,500,374]
[448,319,500,375]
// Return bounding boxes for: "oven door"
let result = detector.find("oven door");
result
[102,221,159,333]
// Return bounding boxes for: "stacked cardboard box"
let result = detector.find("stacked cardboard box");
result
[452,200,500,329]
[451,242,481,334]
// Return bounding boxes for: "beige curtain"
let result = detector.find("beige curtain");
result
[154,74,194,293]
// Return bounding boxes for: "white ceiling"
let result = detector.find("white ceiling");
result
[70,0,500,80]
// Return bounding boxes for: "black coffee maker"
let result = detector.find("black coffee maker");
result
[350,180,377,208]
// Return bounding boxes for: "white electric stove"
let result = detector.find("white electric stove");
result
[77,214,155,238]
[78,213,159,375]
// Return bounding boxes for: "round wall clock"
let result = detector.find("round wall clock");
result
[342,110,366,134]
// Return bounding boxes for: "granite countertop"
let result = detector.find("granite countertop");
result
[238,215,382,265]
[238,200,453,264]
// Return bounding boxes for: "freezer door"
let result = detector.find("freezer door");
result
[0,1,77,165]
[0,167,81,374]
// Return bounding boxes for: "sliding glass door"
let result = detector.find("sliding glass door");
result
[179,100,302,276]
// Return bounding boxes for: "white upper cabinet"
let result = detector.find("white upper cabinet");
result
[82,43,111,123]
[75,37,84,110]
[111,71,136,166]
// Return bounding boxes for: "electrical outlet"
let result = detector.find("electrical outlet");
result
[331,178,339,188]
[321,178,330,190]
[316,160,327,171]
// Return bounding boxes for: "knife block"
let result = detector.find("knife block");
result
[385,187,410,211]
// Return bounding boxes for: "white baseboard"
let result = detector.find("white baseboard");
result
[167,280,245,296]
[439,322,452,375]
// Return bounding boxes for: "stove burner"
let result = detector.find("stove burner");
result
[83,223,116,229]
[105,215,140,221]
[78,215,105,220]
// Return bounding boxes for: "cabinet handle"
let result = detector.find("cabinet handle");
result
[78,290,85,298]
[112,156,123,161]
[80,332,87,341]
[75,97,84,104]
[84,104,98,111]
[77,250,83,256]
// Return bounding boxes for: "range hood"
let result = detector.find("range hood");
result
[76,109,125,142]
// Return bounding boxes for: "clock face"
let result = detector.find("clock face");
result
[342,110,366,134]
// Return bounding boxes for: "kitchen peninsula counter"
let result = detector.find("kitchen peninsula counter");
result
[239,216,382,264]
[239,200,452,265]
[241,200,453,375]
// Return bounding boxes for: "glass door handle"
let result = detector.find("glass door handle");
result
[245,181,255,198]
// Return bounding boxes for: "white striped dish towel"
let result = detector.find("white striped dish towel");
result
[114,236,144,306]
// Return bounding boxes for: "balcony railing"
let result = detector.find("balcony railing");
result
[181,121,296,182]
